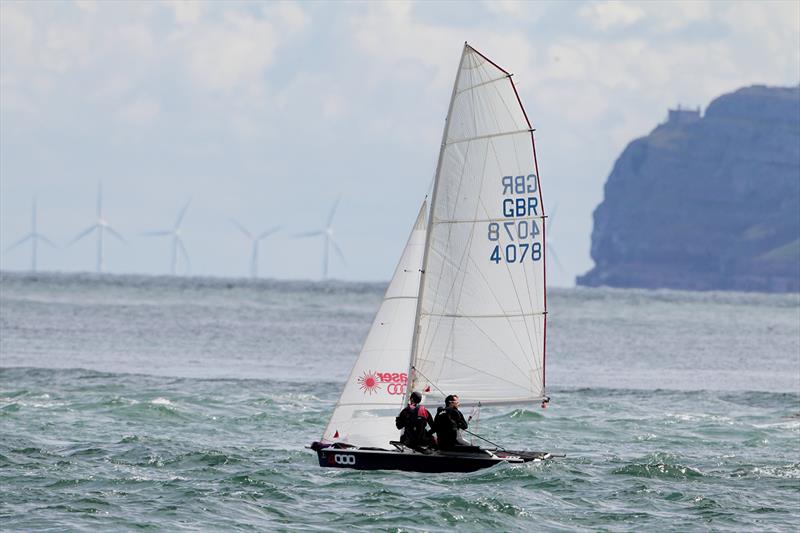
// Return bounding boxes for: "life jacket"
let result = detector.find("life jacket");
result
[401,405,430,446]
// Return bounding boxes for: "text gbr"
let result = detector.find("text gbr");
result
[489,174,542,264]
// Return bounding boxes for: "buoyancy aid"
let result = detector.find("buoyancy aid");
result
[399,405,431,446]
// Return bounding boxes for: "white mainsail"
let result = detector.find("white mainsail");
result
[323,203,427,448]
[409,44,547,407]
[321,43,547,450]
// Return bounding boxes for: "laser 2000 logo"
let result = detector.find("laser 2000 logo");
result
[357,370,408,396]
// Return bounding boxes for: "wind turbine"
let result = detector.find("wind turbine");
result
[4,197,56,271]
[68,182,125,272]
[545,205,564,275]
[230,219,281,279]
[293,196,345,280]
[143,200,191,275]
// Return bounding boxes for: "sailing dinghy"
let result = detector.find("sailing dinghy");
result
[311,43,553,472]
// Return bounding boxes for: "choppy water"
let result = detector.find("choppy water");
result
[1,272,799,531]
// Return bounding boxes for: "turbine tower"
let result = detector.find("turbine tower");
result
[4,197,56,271]
[143,200,191,275]
[68,182,125,272]
[545,205,564,275]
[293,196,345,280]
[230,219,281,279]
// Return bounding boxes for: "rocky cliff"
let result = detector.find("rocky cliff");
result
[578,85,800,292]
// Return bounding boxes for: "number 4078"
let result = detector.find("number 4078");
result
[490,243,542,263]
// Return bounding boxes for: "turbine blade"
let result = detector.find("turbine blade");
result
[4,234,32,254]
[96,181,103,217]
[326,195,341,227]
[547,205,558,230]
[68,225,97,246]
[141,230,172,237]
[105,226,126,244]
[291,230,323,238]
[547,245,565,273]
[330,237,347,266]
[174,199,191,229]
[37,234,58,248]
[229,218,252,239]
[178,238,191,273]
[257,225,282,240]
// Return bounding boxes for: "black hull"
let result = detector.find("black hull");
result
[314,445,551,473]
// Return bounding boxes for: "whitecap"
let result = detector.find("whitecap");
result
[150,397,172,406]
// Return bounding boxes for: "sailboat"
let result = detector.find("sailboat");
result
[311,43,552,472]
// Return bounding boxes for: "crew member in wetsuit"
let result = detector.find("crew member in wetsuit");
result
[433,394,470,450]
[395,391,434,449]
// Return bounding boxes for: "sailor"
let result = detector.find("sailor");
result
[433,394,470,450]
[395,391,434,449]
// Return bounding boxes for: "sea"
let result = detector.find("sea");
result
[1,271,798,532]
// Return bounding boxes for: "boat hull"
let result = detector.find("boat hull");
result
[314,446,550,473]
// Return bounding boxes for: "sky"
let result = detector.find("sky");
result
[1,0,798,285]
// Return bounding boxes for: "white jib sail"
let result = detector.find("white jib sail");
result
[323,202,427,448]
[410,44,547,406]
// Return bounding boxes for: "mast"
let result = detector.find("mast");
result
[405,43,470,400]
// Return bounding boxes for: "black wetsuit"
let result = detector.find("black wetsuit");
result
[395,405,434,448]
[433,406,469,450]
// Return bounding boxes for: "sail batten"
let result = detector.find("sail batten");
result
[445,128,532,146]
[433,214,547,224]
[421,311,546,318]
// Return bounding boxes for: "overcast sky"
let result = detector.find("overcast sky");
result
[1,0,798,285]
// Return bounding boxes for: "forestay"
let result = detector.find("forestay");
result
[409,44,547,406]
[323,203,427,448]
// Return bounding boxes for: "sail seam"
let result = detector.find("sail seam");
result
[455,75,510,96]
[445,128,531,146]
[433,214,547,224]
[458,398,548,407]
[461,303,535,378]
[383,295,418,301]
[447,357,533,391]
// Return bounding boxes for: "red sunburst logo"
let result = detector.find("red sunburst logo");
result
[358,370,381,395]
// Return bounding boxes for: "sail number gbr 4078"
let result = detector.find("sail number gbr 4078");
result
[488,174,542,264]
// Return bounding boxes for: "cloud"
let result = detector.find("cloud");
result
[579,1,645,31]
[482,0,547,22]
[116,97,160,125]
[579,0,712,33]
[0,3,36,66]
[169,12,281,93]
[720,1,800,65]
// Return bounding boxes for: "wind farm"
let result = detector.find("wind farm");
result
[0,188,570,283]
[3,189,338,280]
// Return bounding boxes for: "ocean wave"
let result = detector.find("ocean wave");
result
[612,453,705,480]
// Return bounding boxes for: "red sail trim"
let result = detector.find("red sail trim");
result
[529,128,547,391]
[465,43,512,76]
